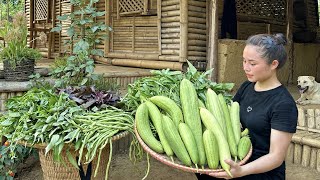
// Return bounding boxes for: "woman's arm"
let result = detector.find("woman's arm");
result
[209,129,293,179]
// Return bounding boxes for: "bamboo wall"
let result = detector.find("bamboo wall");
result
[110,0,159,54]
[95,0,106,52]
[187,0,207,63]
[55,0,71,55]
[160,0,180,61]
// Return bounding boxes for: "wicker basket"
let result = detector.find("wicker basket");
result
[135,125,252,174]
[18,131,129,180]
[3,59,35,81]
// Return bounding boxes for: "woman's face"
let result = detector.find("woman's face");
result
[242,45,278,82]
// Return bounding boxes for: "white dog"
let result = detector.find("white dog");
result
[296,76,320,105]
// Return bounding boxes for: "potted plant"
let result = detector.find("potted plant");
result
[0,12,42,81]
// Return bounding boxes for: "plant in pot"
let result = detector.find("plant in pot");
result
[0,12,42,81]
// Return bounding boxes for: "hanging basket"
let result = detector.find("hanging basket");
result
[3,59,35,81]
[18,131,129,180]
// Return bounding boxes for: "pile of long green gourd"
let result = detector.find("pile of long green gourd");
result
[136,79,251,178]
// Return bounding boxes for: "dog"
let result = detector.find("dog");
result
[296,76,320,105]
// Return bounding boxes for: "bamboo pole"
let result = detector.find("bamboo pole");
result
[162,49,180,55]
[162,44,180,49]
[188,17,206,24]
[286,0,294,85]
[132,16,135,52]
[189,5,205,12]
[105,0,110,55]
[308,109,315,129]
[162,16,180,23]
[188,34,207,40]
[285,143,294,164]
[188,46,206,51]
[189,22,206,29]
[161,10,180,17]
[157,0,161,55]
[189,11,207,18]
[161,28,180,33]
[161,0,179,6]
[298,107,306,128]
[187,56,207,61]
[317,150,320,172]
[110,59,183,70]
[161,39,180,44]
[188,28,206,34]
[188,1,206,7]
[316,109,320,130]
[161,22,180,28]
[144,0,148,14]
[158,55,179,61]
[29,0,35,48]
[106,52,159,60]
[294,144,302,164]
[116,0,119,20]
[162,33,180,39]
[58,0,62,54]
[301,135,320,149]
[310,148,317,169]
[188,51,206,56]
[188,40,206,46]
[301,145,311,167]
[162,5,179,12]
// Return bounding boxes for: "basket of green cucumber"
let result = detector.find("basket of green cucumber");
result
[134,92,252,177]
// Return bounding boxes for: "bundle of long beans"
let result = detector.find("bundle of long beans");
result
[67,106,136,179]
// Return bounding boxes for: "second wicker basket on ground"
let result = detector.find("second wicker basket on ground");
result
[19,131,129,180]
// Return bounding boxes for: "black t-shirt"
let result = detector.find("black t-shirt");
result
[232,81,298,180]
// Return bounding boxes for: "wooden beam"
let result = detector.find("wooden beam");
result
[157,0,162,55]
[286,0,294,85]
[29,0,35,48]
[179,0,188,63]
[105,0,110,56]
[206,0,218,82]
[58,0,62,55]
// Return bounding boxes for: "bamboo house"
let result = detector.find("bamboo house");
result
[24,0,320,81]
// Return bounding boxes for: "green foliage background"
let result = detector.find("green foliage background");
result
[0,0,24,21]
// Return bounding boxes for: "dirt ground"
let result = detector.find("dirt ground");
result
[14,150,320,180]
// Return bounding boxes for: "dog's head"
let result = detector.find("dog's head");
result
[297,76,316,94]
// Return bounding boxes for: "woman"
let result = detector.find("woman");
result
[196,33,298,180]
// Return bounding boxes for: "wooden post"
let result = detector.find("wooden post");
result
[29,0,35,48]
[144,0,148,14]
[71,4,74,54]
[117,0,120,20]
[105,0,110,56]
[49,0,56,58]
[157,0,162,55]
[132,16,135,53]
[206,0,218,82]
[58,0,62,55]
[180,0,188,63]
[286,0,294,85]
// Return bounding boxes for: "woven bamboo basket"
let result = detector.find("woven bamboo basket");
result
[135,126,252,174]
[3,59,35,81]
[18,131,129,180]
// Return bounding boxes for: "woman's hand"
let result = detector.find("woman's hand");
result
[207,159,244,179]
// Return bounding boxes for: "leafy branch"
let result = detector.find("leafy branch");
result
[50,0,111,88]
